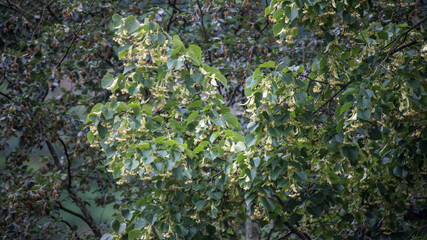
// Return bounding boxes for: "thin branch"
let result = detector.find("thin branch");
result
[0,91,12,100]
[381,17,427,52]
[31,4,47,42]
[165,0,179,32]
[54,0,95,71]
[195,0,212,64]
[0,1,25,14]
[389,37,427,56]
[274,194,312,240]
[45,136,100,238]
[58,138,72,189]
[45,140,64,172]
[49,215,81,240]
[35,0,61,23]
[299,74,344,87]
[226,46,254,106]
[57,203,92,232]
[313,79,354,115]
[277,231,292,240]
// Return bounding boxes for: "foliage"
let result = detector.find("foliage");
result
[1,0,426,239]
[90,0,427,239]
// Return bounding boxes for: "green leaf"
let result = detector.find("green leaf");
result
[170,150,182,162]
[235,141,246,152]
[87,131,94,144]
[142,104,152,116]
[245,134,256,147]
[128,229,141,239]
[393,166,408,178]
[341,146,359,165]
[195,200,206,210]
[273,22,284,36]
[118,45,130,60]
[194,141,209,153]
[295,171,307,182]
[260,197,276,211]
[357,109,371,121]
[100,233,114,240]
[172,35,184,48]
[340,102,353,115]
[187,100,203,109]
[188,45,202,65]
[222,113,241,131]
[187,111,199,123]
[135,143,150,149]
[294,91,307,108]
[260,61,276,68]
[101,74,115,89]
[285,7,298,22]
[127,103,141,115]
[125,15,141,33]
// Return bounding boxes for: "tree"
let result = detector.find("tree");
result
[90,0,427,239]
[1,0,426,239]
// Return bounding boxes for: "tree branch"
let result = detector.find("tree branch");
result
[313,79,354,115]
[381,17,427,52]
[54,0,95,71]
[389,37,427,56]
[274,194,312,240]
[45,137,100,238]
[196,0,212,64]
[0,91,12,100]
[45,140,64,172]
[58,138,72,189]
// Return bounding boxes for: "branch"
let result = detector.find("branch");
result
[45,137,100,238]
[0,91,12,100]
[313,79,354,115]
[45,140,64,172]
[389,37,427,56]
[54,0,95,71]
[58,138,72,189]
[0,1,25,14]
[49,215,81,240]
[165,0,179,33]
[57,203,92,231]
[381,17,427,52]
[284,222,312,240]
[35,0,61,23]
[31,3,47,42]
[274,194,312,240]
[195,0,212,64]
[299,74,344,87]
[226,47,254,106]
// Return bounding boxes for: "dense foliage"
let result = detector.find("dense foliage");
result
[1,0,426,239]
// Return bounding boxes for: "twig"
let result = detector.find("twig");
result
[0,1,25,14]
[45,135,100,238]
[389,37,427,56]
[165,0,179,32]
[208,170,223,181]
[313,80,354,115]
[57,203,92,232]
[380,17,427,52]
[406,224,427,240]
[0,91,12,100]
[45,140,64,172]
[58,138,72,189]
[195,0,212,64]
[226,47,254,106]
[274,194,312,240]
[54,0,96,71]
[299,74,344,87]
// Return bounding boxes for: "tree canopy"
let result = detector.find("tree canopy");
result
[1,0,426,239]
